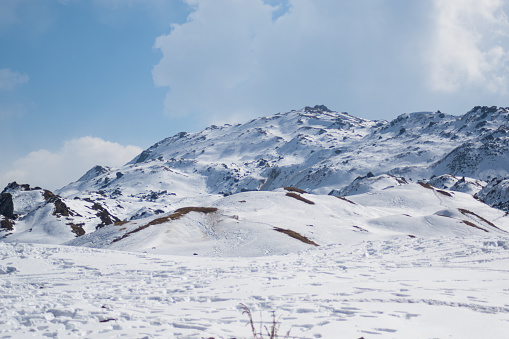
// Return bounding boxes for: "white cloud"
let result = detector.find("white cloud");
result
[152,0,509,120]
[428,0,509,93]
[0,68,29,90]
[0,137,142,191]
[151,0,437,122]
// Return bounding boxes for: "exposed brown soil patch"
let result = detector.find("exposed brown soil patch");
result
[111,207,218,244]
[274,227,319,246]
[418,182,434,190]
[284,186,307,194]
[461,219,489,232]
[458,208,507,233]
[285,192,315,205]
[336,196,356,205]
[436,190,453,197]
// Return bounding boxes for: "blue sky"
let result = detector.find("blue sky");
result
[1,0,509,190]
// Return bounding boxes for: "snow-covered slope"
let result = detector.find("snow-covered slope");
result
[0,182,120,244]
[63,182,509,257]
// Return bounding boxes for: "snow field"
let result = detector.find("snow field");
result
[1,236,509,338]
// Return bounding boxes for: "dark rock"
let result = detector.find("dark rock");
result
[135,150,152,164]
[68,223,85,237]
[0,193,15,219]
[0,216,14,230]
[2,182,33,194]
[78,165,110,182]
[90,202,120,229]
[304,105,332,113]
[43,190,76,217]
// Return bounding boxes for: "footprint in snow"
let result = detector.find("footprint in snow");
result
[0,266,17,274]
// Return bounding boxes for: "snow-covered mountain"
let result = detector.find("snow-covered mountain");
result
[2,105,509,252]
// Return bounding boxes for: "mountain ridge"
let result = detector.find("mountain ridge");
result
[2,104,509,254]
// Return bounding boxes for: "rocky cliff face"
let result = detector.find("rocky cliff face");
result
[477,178,509,212]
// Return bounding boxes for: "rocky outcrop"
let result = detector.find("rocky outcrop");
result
[0,193,15,219]
[476,178,509,212]
[43,190,77,217]
[77,165,111,182]
[329,174,408,197]
[83,199,119,229]
[428,174,486,195]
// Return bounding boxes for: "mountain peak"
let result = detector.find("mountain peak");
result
[303,104,332,113]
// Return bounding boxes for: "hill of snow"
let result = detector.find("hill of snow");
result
[64,183,509,256]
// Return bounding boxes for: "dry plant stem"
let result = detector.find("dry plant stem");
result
[239,303,291,339]
[240,303,260,339]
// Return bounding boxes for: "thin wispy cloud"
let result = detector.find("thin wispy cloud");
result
[0,68,29,90]
[0,103,28,120]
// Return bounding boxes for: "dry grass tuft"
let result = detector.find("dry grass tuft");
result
[114,221,129,226]
[239,303,291,339]
[111,207,218,243]
[274,227,319,246]
[285,192,315,205]
[284,186,307,194]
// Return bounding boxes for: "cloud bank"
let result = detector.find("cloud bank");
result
[153,0,509,122]
[0,137,142,191]
[428,0,509,93]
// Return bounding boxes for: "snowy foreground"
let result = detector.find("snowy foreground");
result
[1,236,509,338]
